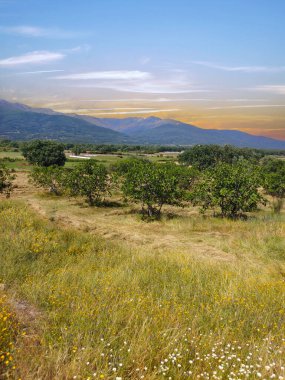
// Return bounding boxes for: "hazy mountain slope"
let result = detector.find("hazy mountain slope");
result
[1,99,285,148]
[0,104,130,143]
[129,122,285,149]
[72,113,285,149]
[0,99,60,115]
[69,115,163,131]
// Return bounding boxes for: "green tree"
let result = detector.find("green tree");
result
[66,160,111,206]
[71,145,83,156]
[262,159,285,213]
[119,159,193,219]
[179,145,263,170]
[191,161,265,218]
[22,140,66,167]
[0,163,15,198]
[29,166,66,195]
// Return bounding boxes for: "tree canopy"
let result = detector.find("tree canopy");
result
[65,160,111,206]
[0,163,15,198]
[179,145,264,170]
[191,160,265,218]
[262,158,285,212]
[118,158,195,218]
[22,140,66,167]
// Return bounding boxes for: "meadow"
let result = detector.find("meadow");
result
[0,150,176,171]
[0,150,285,380]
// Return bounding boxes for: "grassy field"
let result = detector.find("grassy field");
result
[0,200,285,379]
[0,149,177,171]
[1,154,285,379]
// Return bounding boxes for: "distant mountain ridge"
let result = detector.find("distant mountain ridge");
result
[0,100,130,144]
[1,99,285,149]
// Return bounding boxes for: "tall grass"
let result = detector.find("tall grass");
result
[0,200,285,379]
[0,292,19,378]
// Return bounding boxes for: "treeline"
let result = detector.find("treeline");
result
[2,138,285,156]
[0,139,184,154]
[1,140,285,219]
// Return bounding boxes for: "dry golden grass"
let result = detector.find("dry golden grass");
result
[0,172,284,379]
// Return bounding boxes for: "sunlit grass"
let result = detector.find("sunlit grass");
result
[0,292,19,378]
[0,200,285,379]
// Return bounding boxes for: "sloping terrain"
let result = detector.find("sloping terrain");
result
[0,100,130,143]
[1,99,285,148]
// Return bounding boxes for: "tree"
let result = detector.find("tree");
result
[118,159,194,219]
[71,145,83,156]
[29,166,66,195]
[179,145,263,170]
[66,160,111,206]
[191,161,265,218]
[262,159,285,213]
[22,140,66,167]
[0,163,15,198]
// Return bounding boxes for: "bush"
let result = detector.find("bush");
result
[71,145,83,156]
[191,161,265,218]
[65,160,111,206]
[118,159,194,219]
[179,145,263,170]
[22,140,66,167]
[0,164,15,198]
[262,158,285,213]
[29,166,67,195]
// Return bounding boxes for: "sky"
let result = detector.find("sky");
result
[0,0,285,139]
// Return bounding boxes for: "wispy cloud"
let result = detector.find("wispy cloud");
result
[63,44,91,53]
[70,83,208,94]
[79,97,266,103]
[72,107,158,111]
[193,61,285,73]
[15,69,65,75]
[0,51,65,66]
[208,104,285,110]
[53,70,204,94]
[253,85,285,95]
[54,71,151,80]
[73,109,180,115]
[140,56,151,65]
[0,25,84,38]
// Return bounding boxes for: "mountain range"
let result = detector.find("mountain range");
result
[1,99,285,149]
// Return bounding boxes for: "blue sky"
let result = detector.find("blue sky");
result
[1,0,285,139]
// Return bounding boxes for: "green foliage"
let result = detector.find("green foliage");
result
[179,145,264,170]
[0,163,15,198]
[71,145,83,156]
[29,166,67,195]
[113,156,151,175]
[66,160,111,206]
[118,158,194,218]
[262,158,285,212]
[191,161,265,218]
[22,140,66,167]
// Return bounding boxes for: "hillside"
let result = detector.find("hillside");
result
[124,120,285,148]
[0,100,130,143]
[1,99,285,148]
[71,113,285,149]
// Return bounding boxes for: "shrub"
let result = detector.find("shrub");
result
[119,159,194,219]
[179,145,263,170]
[71,145,83,156]
[262,158,285,213]
[191,161,265,218]
[0,164,15,198]
[22,140,66,167]
[65,160,111,206]
[29,166,66,195]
